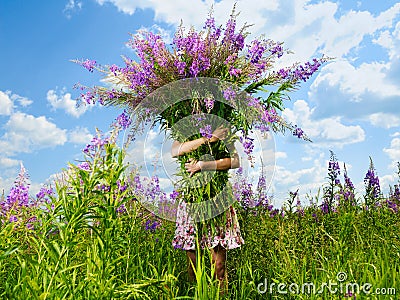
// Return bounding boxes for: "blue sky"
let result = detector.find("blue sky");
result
[1,0,399,205]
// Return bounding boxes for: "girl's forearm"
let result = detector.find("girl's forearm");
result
[200,156,239,171]
[171,137,208,157]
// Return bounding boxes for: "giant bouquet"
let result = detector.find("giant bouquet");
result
[76,9,328,222]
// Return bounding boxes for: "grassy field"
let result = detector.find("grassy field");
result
[1,139,399,299]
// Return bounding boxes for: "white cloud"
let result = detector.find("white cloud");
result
[0,91,14,115]
[10,93,33,107]
[0,175,16,194]
[275,151,287,159]
[383,136,400,164]
[0,157,20,168]
[391,132,400,138]
[63,0,83,19]
[95,1,399,60]
[283,100,365,147]
[380,174,398,192]
[312,60,400,100]
[368,113,400,129]
[138,24,174,44]
[271,155,326,206]
[68,127,93,144]
[0,112,67,156]
[47,89,89,118]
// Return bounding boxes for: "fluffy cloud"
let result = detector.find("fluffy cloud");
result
[0,157,20,168]
[68,127,93,144]
[0,112,67,156]
[308,3,400,124]
[383,135,400,165]
[47,89,89,118]
[283,100,365,147]
[0,91,14,115]
[368,113,400,129]
[271,156,326,206]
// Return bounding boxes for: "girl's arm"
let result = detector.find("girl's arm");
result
[171,126,229,157]
[184,152,240,177]
[171,138,207,158]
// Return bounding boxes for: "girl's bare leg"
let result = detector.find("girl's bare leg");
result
[186,250,196,282]
[211,245,227,293]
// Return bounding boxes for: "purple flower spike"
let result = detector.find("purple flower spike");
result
[81,59,96,72]
[199,125,213,139]
[223,87,236,101]
[204,97,215,110]
[115,111,132,130]
[293,127,304,138]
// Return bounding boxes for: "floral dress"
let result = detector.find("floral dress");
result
[172,139,244,250]
[172,200,244,250]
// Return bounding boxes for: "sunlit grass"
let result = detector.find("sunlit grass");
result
[1,137,399,299]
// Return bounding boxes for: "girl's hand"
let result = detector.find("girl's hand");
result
[185,158,202,177]
[209,126,229,143]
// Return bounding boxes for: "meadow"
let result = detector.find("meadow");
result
[1,130,399,299]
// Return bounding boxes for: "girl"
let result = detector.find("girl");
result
[171,126,244,290]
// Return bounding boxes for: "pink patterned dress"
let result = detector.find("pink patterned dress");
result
[172,200,244,250]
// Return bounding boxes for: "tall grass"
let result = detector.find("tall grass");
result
[1,136,399,299]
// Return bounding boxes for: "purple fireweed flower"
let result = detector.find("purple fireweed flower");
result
[204,97,215,110]
[224,54,237,65]
[82,91,95,105]
[3,164,30,211]
[190,60,200,77]
[229,67,242,77]
[174,243,183,250]
[386,199,398,213]
[81,59,96,72]
[240,136,254,156]
[116,180,127,192]
[320,201,330,214]
[292,127,304,138]
[109,64,119,75]
[116,204,126,214]
[344,173,355,190]
[328,157,341,182]
[174,60,186,75]
[36,186,54,200]
[292,58,322,82]
[77,162,91,171]
[270,209,279,218]
[94,184,111,193]
[364,166,381,199]
[223,87,236,101]
[115,111,132,130]
[133,175,143,193]
[106,89,119,100]
[204,17,216,29]
[247,40,265,64]
[246,96,259,107]
[239,182,253,209]
[9,215,18,223]
[277,68,289,79]
[169,190,180,201]
[145,219,160,232]
[257,174,266,192]
[270,43,284,58]
[255,123,270,134]
[199,125,213,139]
[83,132,111,155]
